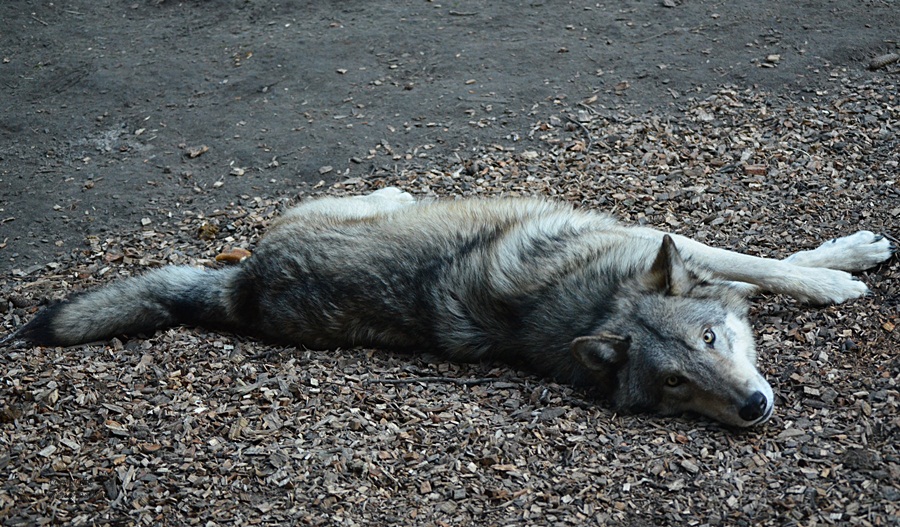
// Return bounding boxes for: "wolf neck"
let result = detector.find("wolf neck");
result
[432,231,648,386]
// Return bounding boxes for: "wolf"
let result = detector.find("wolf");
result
[2,188,894,427]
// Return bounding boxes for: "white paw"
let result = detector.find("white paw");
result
[789,267,869,305]
[367,186,415,204]
[788,231,895,272]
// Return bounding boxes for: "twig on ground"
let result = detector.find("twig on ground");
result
[366,376,501,387]
[565,116,594,153]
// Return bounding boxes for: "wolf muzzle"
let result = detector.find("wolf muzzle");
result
[739,391,770,423]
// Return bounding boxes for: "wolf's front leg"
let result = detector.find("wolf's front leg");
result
[759,230,894,304]
[784,231,895,272]
[636,228,893,305]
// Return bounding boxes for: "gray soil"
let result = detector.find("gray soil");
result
[1,1,896,271]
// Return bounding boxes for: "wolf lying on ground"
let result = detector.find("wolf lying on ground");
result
[3,188,894,427]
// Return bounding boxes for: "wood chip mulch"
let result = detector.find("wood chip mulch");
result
[2,75,898,526]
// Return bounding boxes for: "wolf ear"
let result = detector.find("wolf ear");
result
[644,235,693,295]
[571,332,631,371]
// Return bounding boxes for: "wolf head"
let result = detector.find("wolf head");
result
[573,236,774,427]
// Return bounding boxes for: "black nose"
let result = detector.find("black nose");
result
[739,391,768,422]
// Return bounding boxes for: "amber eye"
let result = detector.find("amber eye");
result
[702,329,716,345]
[665,375,684,387]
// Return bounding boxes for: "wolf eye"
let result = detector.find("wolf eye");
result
[665,375,684,387]
[702,329,716,345]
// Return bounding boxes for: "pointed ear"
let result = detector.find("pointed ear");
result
[571,332,631,372]
[643,235,694,295]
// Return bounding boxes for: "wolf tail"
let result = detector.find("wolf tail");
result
[3,266,245,347]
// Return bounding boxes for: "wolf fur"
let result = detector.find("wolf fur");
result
[4,188,894,427]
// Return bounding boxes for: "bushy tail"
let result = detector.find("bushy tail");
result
[4,266,243,347]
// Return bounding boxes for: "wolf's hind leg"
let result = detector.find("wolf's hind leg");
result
[363,186,416,203]
[277,187,416,224]
[784,231,895,272]
[352,186,416,211]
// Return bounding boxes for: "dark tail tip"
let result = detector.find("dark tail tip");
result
[2,302,65,347]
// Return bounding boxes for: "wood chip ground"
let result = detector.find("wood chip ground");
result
[2,77,898,526]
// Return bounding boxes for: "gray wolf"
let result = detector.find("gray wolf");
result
[3,188,894,427]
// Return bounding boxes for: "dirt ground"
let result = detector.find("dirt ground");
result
[1,1,899,526]
[1,0,896,269]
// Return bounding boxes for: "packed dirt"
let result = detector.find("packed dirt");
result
[1,1,897,269]
[1,2,899,526]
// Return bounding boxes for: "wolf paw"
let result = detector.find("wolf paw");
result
[789,267,870,305]
[366,187,416,204]
[788,231,895,272]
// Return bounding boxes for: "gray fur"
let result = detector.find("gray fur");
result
[4,188,893,427]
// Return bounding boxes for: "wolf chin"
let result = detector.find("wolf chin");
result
[4,188,894,427]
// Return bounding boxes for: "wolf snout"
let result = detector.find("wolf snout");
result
[739,391,769,423]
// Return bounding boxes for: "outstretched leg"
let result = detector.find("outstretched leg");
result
[783,231,893,272]
[630,227,894,304]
